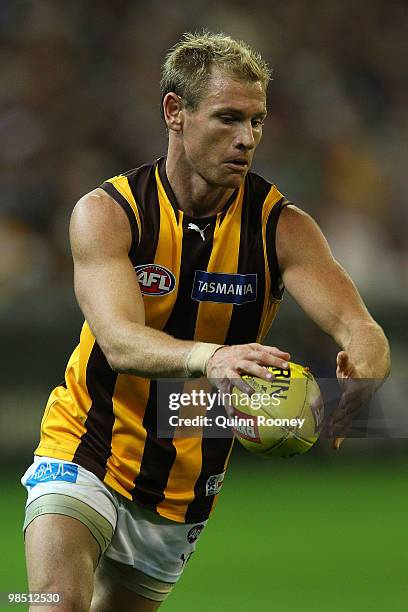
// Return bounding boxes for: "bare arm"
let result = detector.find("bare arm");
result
[276,205,391,380]
[70,188,196,377]
[70,188,290,384]
[276,205,391,449]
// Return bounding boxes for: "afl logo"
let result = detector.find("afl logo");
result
[135,264,176,296]
[187,524,204,544]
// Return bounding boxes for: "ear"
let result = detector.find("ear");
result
[162,92,183,132]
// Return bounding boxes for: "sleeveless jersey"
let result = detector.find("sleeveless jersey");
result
[35,157,289,523]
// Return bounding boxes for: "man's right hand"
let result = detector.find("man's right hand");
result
[206,342,290,395]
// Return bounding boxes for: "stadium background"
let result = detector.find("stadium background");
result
[1,1,407,610]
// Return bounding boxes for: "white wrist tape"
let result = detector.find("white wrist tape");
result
[184,343,223,377]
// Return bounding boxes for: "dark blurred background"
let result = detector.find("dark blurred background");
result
[1,1,407,609]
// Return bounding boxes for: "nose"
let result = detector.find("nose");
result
[235,121,256,150]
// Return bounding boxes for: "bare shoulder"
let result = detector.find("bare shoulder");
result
[277,204,324,241]
[276,204,333,268]
[70,187,132,259]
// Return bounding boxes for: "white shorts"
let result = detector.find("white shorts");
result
[21,456,208,589]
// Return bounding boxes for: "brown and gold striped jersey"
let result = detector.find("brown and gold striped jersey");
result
[35,157,289,523]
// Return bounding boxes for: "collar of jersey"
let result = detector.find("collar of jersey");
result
[155,156,240,224]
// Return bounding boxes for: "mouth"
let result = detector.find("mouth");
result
[224,159,249,172]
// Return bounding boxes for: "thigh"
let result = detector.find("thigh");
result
[91,560,162,612]
[25,513,100,612]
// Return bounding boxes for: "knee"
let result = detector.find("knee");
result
[30,588,92,612]
[60,596,90,612]
[26,554,95,611]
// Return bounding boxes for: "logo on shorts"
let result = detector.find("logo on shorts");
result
[26,462,78,488]
[187,524,204,543]
[205,472,225,496]
[135,264,176,296]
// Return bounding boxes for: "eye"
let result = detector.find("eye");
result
[252,118,265,128]
[219,115,235,124]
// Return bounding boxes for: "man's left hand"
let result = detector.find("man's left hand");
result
[327,351,376,450]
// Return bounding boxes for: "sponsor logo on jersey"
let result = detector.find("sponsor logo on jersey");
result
[26,462,78,488]
[187,524,205,543]
[205,471,225,496]
[135,264,176,296]
[192,271,257,305]
[231,408,261,443]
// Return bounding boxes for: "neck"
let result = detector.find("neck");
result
[165,148,235,218]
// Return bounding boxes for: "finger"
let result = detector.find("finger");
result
[333,437,345,450]
[247,344,290,359]
[228,375,255,396]
[330,394,353,423]
[336,351,350,376]
[327,405,353,428]
[244,351,290,371]
[222,394,234,417]
[336,351,348,366]
[235,360,281,381]
[332,417,352,436]
[255,352,290,370]
[337,351,360,379]
[214,380,243,414]
[329,413,352,439]
[262,346,291,360]
[331,387,367,423]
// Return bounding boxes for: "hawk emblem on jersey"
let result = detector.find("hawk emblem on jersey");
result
[135,264,176,296]
[187,222,210,241]
[192,271,257,305]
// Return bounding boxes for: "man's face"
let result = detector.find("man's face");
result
[180,67,267,188]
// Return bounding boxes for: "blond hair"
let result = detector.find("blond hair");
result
[160,31,271,119]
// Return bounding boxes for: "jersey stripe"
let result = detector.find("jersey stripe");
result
[105,374,151,497]
[126,164,160,266]
[257,193,287,341]
[72,342,117,480]
[192,184,243,343]
[130,381,178,509]
[156,379,209,520]
[224,173,271,344]
[164,213,216,339]
[101,176,142,259]
[184,435,234,523]
[266,197,289,299]
[100,181,140,261]
[108,175,142,237]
